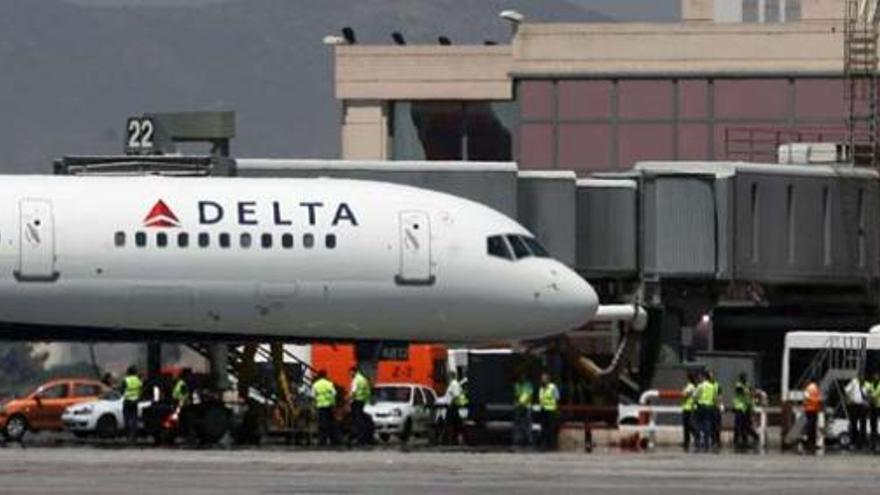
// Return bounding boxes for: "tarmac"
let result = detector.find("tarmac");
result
[0,446,879,494]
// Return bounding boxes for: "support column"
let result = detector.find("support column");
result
[147,342,162,378]
[209,343,230,390]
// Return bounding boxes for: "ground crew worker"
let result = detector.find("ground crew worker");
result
[444,371,467,445]
[348,366,371,446]
[312,370,338,447]
[871,372,880,452]
[695,371,716,452]
[172,368,193,440]
[709,372,723,449]
[681,373,697,452]
[803,380,822,454]
[121,365,143,443]
[733,373,758,450]
[845,375,867,450]
[538,372,560,451]
[512,373,534,448]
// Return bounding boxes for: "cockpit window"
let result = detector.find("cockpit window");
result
[487,235,512,260]
[506,235,531,259]
[523,237,550,258]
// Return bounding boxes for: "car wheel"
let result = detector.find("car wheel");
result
[4,415,28,441]
[96,414,119,439]
[838,432,852,450]
[379,433,390,443]
[399,418,413,444]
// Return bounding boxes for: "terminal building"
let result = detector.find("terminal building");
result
[326,0,880,389]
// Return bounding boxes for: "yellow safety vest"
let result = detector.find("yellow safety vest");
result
[514,381,533,407]
[733,381,751,412]
[696,380,715,407]
[123,375,142,401]
[450,379,468,407]
[312,378,337,409]
[681,383,696,412]
[353,372,371,403]
[539,383,558,412]
[172,379,188,403]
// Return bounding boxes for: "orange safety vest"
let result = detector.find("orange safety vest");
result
[804,382,822,413]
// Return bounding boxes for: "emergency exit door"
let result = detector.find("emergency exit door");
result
[396,211,434,285]
[16,199,58,282]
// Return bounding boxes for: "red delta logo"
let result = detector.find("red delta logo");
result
[143,199,180,228]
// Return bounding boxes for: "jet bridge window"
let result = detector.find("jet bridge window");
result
[487,235,512,260]
[135,232,147,248]
[506,235,531,259]
[114,232,126,247]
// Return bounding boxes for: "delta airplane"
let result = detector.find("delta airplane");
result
[0,175,601,342]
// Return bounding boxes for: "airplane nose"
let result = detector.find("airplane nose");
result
[541,264,599,330]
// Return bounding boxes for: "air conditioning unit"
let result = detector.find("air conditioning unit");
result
[777,142,845,165]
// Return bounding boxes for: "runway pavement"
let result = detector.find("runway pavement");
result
[0,446,878,494]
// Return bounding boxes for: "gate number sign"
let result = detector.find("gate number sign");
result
[126,117,155,152]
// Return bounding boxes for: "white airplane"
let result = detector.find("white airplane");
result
[0,175,600,342]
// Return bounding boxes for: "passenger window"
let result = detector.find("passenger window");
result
[135,232,147,248]
[325,234,336,249]
[506,235,531,259]
[156,232,168,248]
[219,233,231,249]
[240,233,252,249]
[281,233,294,249]
[114,232,126,247]
[74,384,102,397]
[178,232,189,248]
[422,388,436,406]
[261,233,273,249]
[36,383,68,399]
[413,388,425,406]
[198,233,210,248]
[487,235,512,260]
[303,233,314,249]
[523,237,550,258]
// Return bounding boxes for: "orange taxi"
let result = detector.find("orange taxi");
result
[0,378,108,441]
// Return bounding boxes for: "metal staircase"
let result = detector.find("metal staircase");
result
[784,334,867,445]
[845,0,880,166]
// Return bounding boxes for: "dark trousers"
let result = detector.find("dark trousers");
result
[513,406,532,447]
[682,410,694,450]
[123,400,138,442]
[848,404,867,449]
[696,406,713,451]
[734,410,758,449]
[870,406,879,450]
[444,406,464,445]
[712,407,722,448]
[805,411,818,453]
[350,400,367,445]
[317,407,336,446]
[539,410,558,451]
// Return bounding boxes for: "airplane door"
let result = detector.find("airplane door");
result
[396,211,434,285]
[17,199,58,282]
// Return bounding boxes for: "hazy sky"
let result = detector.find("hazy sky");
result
[567,0,680,21]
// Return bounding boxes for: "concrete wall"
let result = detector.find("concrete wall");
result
[517,171,577,267]
[334,45,512,100]
[341,101,390,160]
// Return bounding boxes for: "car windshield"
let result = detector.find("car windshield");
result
[373,386,412,403]
[101,390,121,401]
